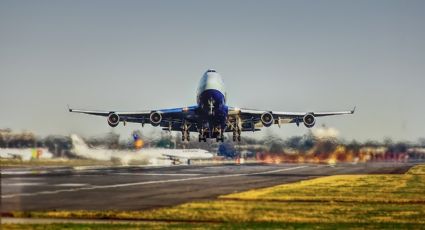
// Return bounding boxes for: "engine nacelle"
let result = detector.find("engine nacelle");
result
[107,113,120,127]
[150,111,162,126]
[303,113,316,128]
[260,112,274,127]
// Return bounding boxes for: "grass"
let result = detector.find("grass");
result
[3,164,425,229]
[221,174,425,203]
[3,222,425,229]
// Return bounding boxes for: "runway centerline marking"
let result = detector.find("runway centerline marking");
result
[1,166,308,199]
[55,183,89,187]
[114,173,202,176]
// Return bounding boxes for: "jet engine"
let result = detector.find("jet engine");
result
[150,111,162,126]
[107,113,120,127]
[260,112,274,127]
[303,113,316,128]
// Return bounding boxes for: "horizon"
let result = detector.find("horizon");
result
[1,1,424,142]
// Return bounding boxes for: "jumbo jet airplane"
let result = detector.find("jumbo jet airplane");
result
[69,69,355,142]
[70,135,212,165]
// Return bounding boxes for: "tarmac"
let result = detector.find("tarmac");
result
[0,161,417,212]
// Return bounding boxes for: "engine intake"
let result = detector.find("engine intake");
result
[150,111,162,126]
[260,112,274,127]
[303,113,316,128]
[107,113,120,127]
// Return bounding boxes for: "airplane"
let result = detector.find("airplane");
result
[70,134,213,165]
[69,69,355,142]
[0,148,53,161]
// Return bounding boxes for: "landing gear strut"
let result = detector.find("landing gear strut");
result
[230,118,242,142]
[181,122,190,142]
[182,130,190,142]
[233,128,241,142]
[198,128,207,142]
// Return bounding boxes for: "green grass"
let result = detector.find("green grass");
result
[3,164,425,229]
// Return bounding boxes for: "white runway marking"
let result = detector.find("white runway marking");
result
[1,170,48,175]
[114,173,202,176]
[4,182,45,186]
[55,183,89,187]
[1,166,308,199]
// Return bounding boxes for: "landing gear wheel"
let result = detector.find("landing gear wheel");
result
[216,136,224,142]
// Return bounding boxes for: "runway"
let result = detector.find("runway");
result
[1,162,416,212]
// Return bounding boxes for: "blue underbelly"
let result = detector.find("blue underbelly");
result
[198,89,228,124]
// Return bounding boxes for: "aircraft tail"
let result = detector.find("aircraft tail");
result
[70,134,90,156]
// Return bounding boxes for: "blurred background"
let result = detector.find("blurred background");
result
[1,0,424,164]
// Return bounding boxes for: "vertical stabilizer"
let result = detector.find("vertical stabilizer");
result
[70,134,90,157]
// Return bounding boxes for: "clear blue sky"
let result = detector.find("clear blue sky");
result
[1,0,424,141]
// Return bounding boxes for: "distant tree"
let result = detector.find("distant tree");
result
[284,135,315,153]
[285,136,303,149]
[364,140,381,147]
[301,135,315,152]
[417,138,425,147]
[388,142,408,153]
[43,135,71,157]
[314,139,337,156]
[346,140,361,154]
[269,142,283,153]
[383,137,394,147]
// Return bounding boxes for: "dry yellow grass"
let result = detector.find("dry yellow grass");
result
[221,174,425,203]
[406,164,425,175]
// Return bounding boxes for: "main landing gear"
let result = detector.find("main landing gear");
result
[198,128,207,142]
[181,122,190,142]
[215,127,224,143]
[182,130,190,142]
[233,131,241,142]
[197,127,225,142]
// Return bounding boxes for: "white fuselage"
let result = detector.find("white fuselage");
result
[70,135,213,165]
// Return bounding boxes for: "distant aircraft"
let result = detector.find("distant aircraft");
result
[69,69,355,142]
[0,148,53,161]
[70,135,213,165]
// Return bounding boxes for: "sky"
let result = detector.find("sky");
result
[0,0,424,142]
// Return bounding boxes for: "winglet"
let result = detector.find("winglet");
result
[67,104,73,112]
[351,106,356,114]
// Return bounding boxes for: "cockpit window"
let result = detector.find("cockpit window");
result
[207,69,216,73]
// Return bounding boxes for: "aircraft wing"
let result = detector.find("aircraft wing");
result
[69,106,199,130]
[228,106,355,129]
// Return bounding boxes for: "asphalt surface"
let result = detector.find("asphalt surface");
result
[0,161,417,212]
